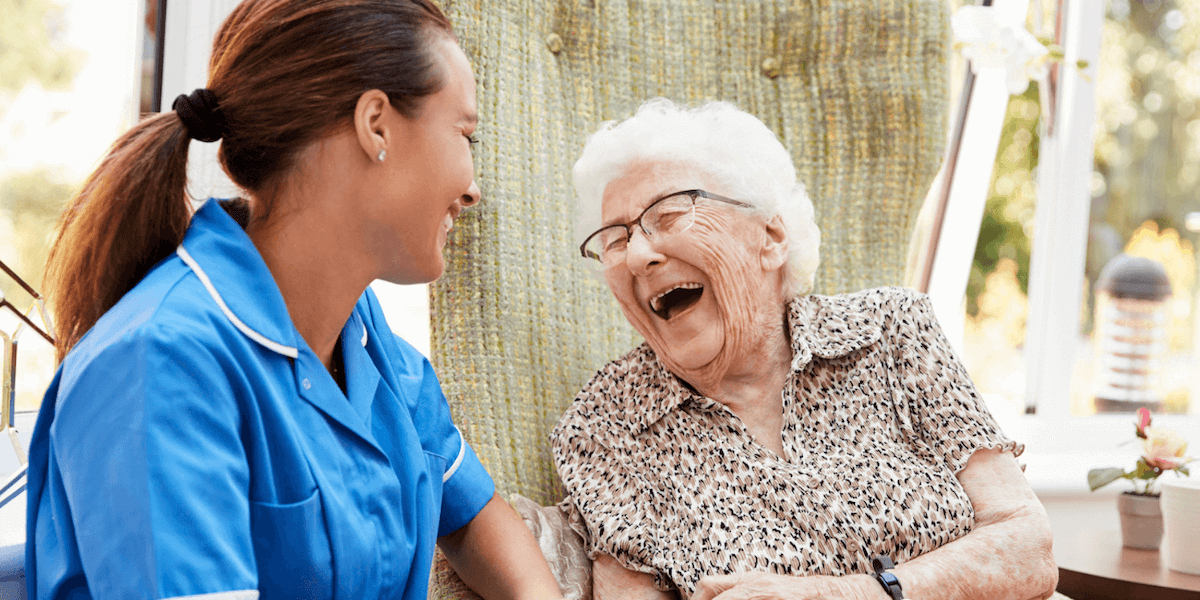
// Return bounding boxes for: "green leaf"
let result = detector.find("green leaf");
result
[1134,458,1160,480]
[1179,465,1190,476]
[1088,467,1128,491]
[1076,59,1090,70]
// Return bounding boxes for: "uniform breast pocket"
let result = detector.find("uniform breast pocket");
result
[250,488,334,600]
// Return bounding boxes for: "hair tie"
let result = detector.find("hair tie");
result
[173,88,226,142]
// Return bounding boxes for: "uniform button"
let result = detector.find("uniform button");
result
[302,378,312,390]
[546,33,564,54]
[808,477,821,489]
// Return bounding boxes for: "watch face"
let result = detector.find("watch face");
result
[877,572,903,600]
[872,555,903,599]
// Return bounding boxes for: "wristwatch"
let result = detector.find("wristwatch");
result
[871,555,909,600]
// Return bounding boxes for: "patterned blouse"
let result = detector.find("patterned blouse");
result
[550,287,1022,597]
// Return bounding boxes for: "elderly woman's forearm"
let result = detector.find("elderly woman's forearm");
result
[592,553,678,600]
[882,450,1059,600]
[891,509,1057,600]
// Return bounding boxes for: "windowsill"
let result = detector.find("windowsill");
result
[999,413,1200,499]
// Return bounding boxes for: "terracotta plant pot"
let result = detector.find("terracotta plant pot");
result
[1117,492,1163,549]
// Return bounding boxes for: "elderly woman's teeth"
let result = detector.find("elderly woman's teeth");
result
[650,283,704,319]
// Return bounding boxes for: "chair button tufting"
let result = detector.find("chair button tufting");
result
[546,33,564,54]
[761,56,780,78]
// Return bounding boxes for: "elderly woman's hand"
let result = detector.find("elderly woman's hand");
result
[691,572,884,600]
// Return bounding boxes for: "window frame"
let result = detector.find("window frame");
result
[925,0,1200,497]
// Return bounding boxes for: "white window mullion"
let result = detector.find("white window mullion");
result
[925,0,1031,356]
[1023,0,1105,418]
[161,0,242,203]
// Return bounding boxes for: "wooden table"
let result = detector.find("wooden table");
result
[1046,499,1200,600]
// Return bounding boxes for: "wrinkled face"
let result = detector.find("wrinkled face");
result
[371,35,481,284]
[600,161,788,388]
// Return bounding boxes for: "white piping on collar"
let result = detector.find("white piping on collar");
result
[165,591,259,600]
[177,245,299,359]
[443,425,467,482]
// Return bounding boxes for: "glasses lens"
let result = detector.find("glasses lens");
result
[643,194,695,237]
[584,226,629,263]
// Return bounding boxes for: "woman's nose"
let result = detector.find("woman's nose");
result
[623,227,665,275]
[461,181,482,207]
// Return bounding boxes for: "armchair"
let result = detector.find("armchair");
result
[429,0,950,596]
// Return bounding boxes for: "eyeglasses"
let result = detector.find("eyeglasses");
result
[579,189,755,266]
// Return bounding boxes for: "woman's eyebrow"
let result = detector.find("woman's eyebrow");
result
[600,188,682,227]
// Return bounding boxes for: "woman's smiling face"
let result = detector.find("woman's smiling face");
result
[600,161,790,390]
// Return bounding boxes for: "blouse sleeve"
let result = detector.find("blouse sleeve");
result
[551,412,676,593]
[887,290,1024,474]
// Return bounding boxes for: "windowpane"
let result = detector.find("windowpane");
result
[1069,0,1200,415]
[0,0,142,413]
[960,89,1041,419]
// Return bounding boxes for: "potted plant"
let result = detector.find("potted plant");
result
[1088,408,1193,549]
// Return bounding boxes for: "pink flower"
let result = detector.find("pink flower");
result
[1136,407,1152,439]
[1142,426,1188,470]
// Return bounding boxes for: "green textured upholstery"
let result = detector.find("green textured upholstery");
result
[428,0,949,596]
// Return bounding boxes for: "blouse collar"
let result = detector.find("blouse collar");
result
[618,292,885,437]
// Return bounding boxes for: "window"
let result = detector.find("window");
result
[1068,0,1199,417]
[923,0,1200,494]
[0,0,144,418]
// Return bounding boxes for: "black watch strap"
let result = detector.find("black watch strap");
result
[871,555,906,600]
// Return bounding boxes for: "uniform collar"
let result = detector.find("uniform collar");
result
[619,293,883,436]
[342,308,380,423]
[176,199,300,358]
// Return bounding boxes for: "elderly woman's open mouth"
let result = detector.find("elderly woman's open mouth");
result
[650,283,704,320]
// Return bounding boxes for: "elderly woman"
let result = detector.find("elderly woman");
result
[549,99,1057,600]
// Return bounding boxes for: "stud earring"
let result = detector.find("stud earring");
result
[377,149,387,162]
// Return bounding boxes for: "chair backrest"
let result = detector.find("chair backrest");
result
[431,0,950,508]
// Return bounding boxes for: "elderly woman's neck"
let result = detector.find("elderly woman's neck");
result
[692,300,793,456]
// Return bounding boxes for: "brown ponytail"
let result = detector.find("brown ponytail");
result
[44,0,454,361]
[44,114,192,360]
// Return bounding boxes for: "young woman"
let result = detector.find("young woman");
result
[26,1,562,598]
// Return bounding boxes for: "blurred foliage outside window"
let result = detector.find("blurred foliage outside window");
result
[2,0,139,412]
[1,0,80,287]
[1,0,77,412]
[960,0,1200,417]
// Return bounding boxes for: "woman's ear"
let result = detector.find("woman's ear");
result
[353,89,392,162]
[760,214,788,272]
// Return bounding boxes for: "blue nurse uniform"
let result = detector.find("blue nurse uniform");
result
[24,199,495,600]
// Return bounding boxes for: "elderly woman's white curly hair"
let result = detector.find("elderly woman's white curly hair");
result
[573,98,822,296]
